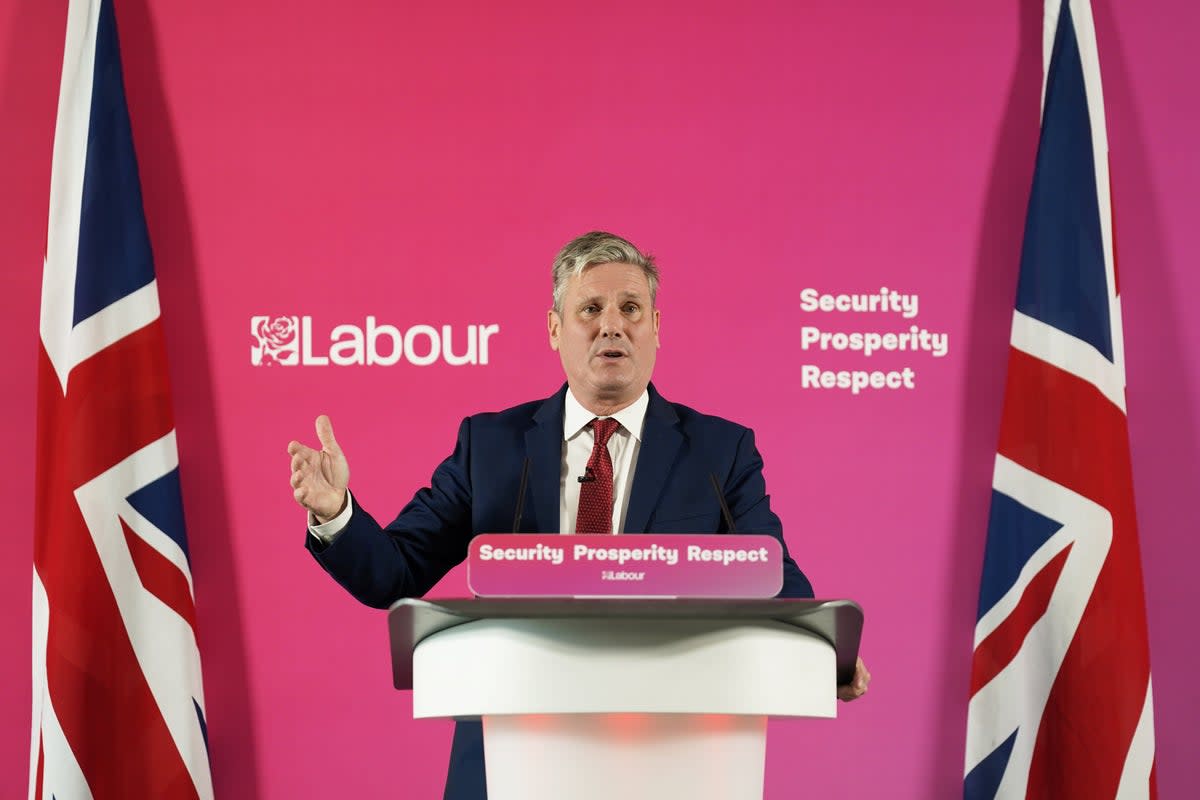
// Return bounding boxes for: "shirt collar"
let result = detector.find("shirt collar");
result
[563,388,649,443]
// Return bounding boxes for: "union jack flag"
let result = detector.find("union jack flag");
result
[964,2,1156,798]
[31,1,213,798]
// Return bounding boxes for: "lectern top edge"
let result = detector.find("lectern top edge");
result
[387,597,864,691]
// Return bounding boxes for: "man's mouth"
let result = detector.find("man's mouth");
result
[598,349,626,359]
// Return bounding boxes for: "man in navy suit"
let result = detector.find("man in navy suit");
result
[288,231,869,800]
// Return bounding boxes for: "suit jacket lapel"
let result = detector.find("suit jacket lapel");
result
[624,384,682,533]
[524,386,567,533]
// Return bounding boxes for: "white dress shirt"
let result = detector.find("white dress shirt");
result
[560,388,647,535]
[310,388,649,542]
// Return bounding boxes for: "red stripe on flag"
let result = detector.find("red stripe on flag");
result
[969,543,1073,697]
[997,348,1153,799]
[120,518,198,630]
[43,321,176,488]
[35,344,199,800]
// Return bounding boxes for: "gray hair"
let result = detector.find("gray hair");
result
[551,231,660,315]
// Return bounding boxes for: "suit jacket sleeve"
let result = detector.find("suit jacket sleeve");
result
[725,427,815,599]
[305,417,477,608]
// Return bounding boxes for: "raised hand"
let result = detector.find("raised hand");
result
[288,415,350,522]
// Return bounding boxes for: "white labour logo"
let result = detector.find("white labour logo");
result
[250,316,500,367]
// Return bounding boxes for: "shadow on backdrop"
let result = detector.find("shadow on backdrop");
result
[117,0,265,794]
[1092,3,1193,795]
[0,1,67,795]
[931,0,1042,793]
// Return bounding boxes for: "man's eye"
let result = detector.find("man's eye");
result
[623,304,640,314]
[582,305,600,314]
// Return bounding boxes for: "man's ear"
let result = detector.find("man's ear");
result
[653,308,661,348]
[547,309,561,351]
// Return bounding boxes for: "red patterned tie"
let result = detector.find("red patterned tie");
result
[575,418,620,534]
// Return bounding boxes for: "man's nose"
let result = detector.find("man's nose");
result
[598,305,624,337]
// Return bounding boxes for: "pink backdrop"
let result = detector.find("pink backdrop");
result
[2,1,1197,797]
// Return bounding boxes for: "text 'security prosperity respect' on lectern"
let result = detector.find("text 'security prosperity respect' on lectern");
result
[387,535,864,800]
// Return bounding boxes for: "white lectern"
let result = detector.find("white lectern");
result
[389,598,863,800]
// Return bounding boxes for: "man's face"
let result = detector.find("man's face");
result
[548,262,661,413]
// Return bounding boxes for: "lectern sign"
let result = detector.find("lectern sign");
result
[468,534,783,598]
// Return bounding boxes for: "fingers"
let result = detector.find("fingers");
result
[838,657,871,702]
[289,443,324,496]
[315,414,339,452]
[289,417,348,517]
[290,449,316,473]
[290,447,333,489]
[288,440,326,465]
[290,466,331,514]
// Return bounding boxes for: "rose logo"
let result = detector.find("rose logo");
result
[251,316,300,366]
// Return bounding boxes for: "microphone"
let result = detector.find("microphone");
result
[708,472,737,534]
[577,467,596,484]
[511,457,531,533]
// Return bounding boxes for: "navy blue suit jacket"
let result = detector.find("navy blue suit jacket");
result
[307,383,813,799]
